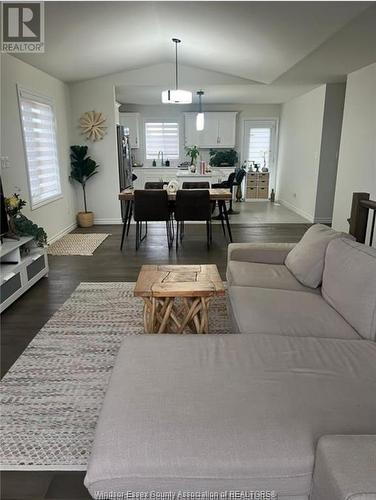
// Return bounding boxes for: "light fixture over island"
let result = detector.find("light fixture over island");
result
[161,38,192,104]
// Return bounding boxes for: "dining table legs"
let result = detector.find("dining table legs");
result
[218,200,233,243]
[120,200,133,250]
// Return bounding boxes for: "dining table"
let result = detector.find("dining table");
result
[118,188,233,249]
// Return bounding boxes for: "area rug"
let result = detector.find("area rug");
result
[0,282,231,471]
[47,233,110,256]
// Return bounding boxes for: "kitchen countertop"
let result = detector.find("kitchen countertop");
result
[132,166,179,169]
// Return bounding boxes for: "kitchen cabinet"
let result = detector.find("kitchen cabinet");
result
[119,112,140,149]
[246,172,270,199]
[184,114,200,147]
[184,112,237,148]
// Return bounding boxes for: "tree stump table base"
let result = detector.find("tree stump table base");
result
[134,265,225,334]
[143,296,211,334]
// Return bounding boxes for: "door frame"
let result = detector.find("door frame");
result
[241,118,279,192]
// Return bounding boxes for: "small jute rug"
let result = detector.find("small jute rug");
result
[47,233,110,256]
[0,282,231,471]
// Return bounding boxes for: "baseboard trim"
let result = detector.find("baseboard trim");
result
[278,199,313,222]
[313,217,333,224]
[47,221,77,244]
[94,218,123,225]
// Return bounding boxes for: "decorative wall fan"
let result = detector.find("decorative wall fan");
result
[79,111,107,142]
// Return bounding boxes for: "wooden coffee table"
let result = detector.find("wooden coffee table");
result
[134,264,225,334]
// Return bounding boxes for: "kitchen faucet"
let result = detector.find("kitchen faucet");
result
[158,151,164,167]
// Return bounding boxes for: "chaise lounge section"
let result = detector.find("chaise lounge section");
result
[85,225,376,499]
[85,334,376,499]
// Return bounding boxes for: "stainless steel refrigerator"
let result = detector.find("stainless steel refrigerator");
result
[117,125,133,221]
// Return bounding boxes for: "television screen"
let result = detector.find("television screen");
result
[0,176,9,237]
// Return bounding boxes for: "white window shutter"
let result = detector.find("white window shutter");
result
[18,87,62,209]
[145,122,179,159]
[247,127,271,169]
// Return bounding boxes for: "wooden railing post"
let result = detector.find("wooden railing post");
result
[349,192,370,243]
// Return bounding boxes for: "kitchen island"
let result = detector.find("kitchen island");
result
[132,167,233,189]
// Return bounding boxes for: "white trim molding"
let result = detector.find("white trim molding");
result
[278,199,313,222]
[94,218,123,225]
[47,222,77,245]
[313,217,333,224]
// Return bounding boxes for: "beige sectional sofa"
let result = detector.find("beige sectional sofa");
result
[227,227,376,341]
[85,226,376,500]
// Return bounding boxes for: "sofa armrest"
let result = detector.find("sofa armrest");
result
[227,242,295,264]
[311,435,376,500]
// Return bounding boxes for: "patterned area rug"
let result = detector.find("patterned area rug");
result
[0,282,231,471]
[47,233,110,256]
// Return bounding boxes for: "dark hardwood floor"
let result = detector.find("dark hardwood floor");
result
[1,222,309,499]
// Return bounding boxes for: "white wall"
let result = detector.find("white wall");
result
[1,54,76,242]
[332,63,376,239]
[276,86,326,221]
[69,80,119,224]
[120,102,280,167]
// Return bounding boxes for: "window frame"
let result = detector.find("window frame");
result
[17,85,63,210]
[144,119,180,165]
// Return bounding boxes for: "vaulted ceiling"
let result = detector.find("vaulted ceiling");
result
[15,1,376,103]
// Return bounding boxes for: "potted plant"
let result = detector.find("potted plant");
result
[4,193,47,246]
[70,145,100,227]
[209,149,238,168]
[185,145,200,172]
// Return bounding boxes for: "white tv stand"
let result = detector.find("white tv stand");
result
[0,236,48,313]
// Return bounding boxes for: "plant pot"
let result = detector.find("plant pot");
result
[77,211,94,228]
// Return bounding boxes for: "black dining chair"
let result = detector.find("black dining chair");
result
[144,181,168,189]
[133,190,173,250]
[212,172,237,213]
[182,181,210,189]
[144,181,175,238]
[121,181,169,249]
[174,190,212,249]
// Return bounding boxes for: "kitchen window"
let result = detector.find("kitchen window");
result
[18,87,62,209]
[145,121,180,160]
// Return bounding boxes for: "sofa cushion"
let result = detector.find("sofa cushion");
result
[228,286,358,339]
[322,238,376,341]
[226,261,320,293]
[228,242,296,264]
[85,334,376,498]
[311,435,376,500]
[285,224,351,289]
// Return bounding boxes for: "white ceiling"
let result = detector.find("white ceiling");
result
[115,81,316,105]
[15,1,376,104]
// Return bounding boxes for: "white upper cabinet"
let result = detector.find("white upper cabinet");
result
[119,112,140,149]
[217,113,237,147]
[199,113,220,147]
[184,112,237,148]
[184,113,200,147]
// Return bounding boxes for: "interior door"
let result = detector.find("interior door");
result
[243,119,278,189]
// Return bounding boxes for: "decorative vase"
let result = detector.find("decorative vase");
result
[167,180,179,194]
[8,215,18,235]
[190,163,196,173]
[77,211,94,228]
